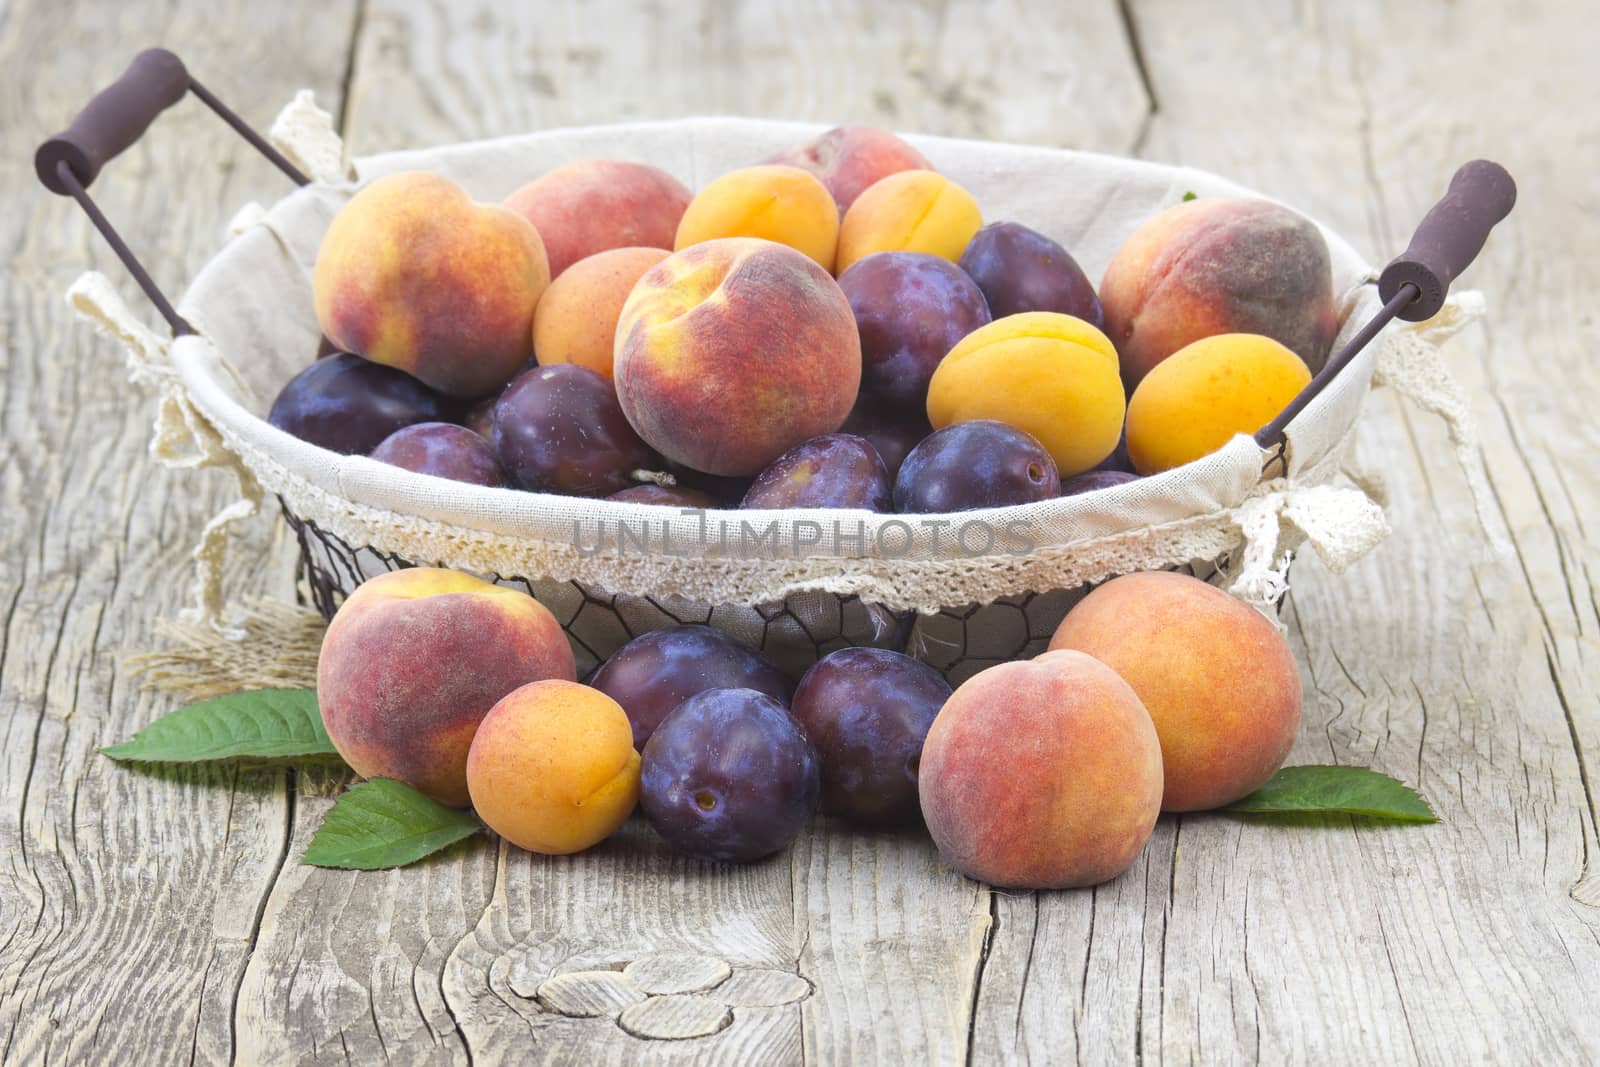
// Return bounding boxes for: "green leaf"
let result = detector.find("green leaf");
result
[1225,765,1438,823]
[302,779,482,870]
[101,688,339,763]
[1181,190,1198,202]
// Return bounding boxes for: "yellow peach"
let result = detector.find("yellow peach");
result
[673,165,840,271]
[532,246,671,378]
[835,170,982,273]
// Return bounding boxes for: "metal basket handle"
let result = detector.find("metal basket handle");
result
[34,47,309,335]
[1256,160,1516,451]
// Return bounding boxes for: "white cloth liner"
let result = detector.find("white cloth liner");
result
[66,97,1494,637]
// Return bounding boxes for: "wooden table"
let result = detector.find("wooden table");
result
[3,2,1596,1062]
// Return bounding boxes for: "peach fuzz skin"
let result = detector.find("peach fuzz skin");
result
[316,569,576,807]
[917,650,1163,889]
[313,171,549,398]
[504,159,692,279]
[532,246,670,379]
[925,312,1126,478]
[835,170,982,273]
[764,125,935,214]
[1099,196,1338,390]
[673,165,840,271]
[1049,571,1302,812]
[467,680,640,855]
[613,237,861,477]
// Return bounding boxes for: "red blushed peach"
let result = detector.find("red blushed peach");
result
[917,650,1163,889]
[504,160,692,278]
[1048,571,1302,811]
[765,125,935,214]
[466,680,640,855]
[1099,196,1339,389]
[316,569,576,806]
[613,237,861,477]
[314,171,549,398]
[532,246,671,379]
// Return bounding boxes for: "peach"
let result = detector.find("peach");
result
[613,238,861,476]
[1049,571,1302,811]
[504,160,692,278]
[532,246,670,379]
[674,165,840,271]
[764,125,935,214]
[316,569,576,806]
[835,170,982,273]
[314,171,549,398]
[925,312,1126,477]
[917,650,1163,889]
[1125,333,1311,474]
[466,680,640,855]
[1099,196,1338,389]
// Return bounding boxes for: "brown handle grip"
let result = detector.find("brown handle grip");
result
[35,48,190,195]
[1378,160,1516,322]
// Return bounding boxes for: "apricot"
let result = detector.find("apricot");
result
[924,312,1125,478]
[504,159,691,278]
[316,569,576,806]
[674,165,840,271]
[532,246,670,379]
[1049,571,1302,811]
[835,171,982,273]
[917,650,1163,889]
[613,238,861,476]
[764,125,934,214]
[466,680,640,855]
[1125,333,1310,474]
[1099,196,1338,389]
[314,171,548,398]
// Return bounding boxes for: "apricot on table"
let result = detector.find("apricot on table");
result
[532,246,670,379]
[674,164,840,271]
[466,680,640,855]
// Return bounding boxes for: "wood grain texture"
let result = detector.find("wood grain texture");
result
[1,0,1596,1063]
[0,2,355,1065]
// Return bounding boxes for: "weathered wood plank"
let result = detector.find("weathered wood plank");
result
[969,1,1600,1063]
[0,1,357,1064]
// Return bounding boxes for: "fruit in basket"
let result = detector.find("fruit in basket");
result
[740,434,892,512]
[607,483,716,507]
[1099,196,1338,389]
[369,422,507,487]
[1060,469,1139,496]
[790,648,951,825]
[894,420,1059,513]
[640,688,821,862]
[918,650,1162,888]
[613,238,861,477]
[836,170,982,273]
[493,363,658,497]
[268,352,447,455]
[504,159,692,278]
[1124,333,1311,474]
[925,312,1125,477]
[839,402,930,480]
[764,125,934,214]
[317,569,577,806]
[1048,571,1301,811]
[465,679,640,854]
[590,625,792,748]
[674,165,840,271]
[838,252,991,409]
[313,171,549,398]
[532,246,670,379]
[958,221,1103,327]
